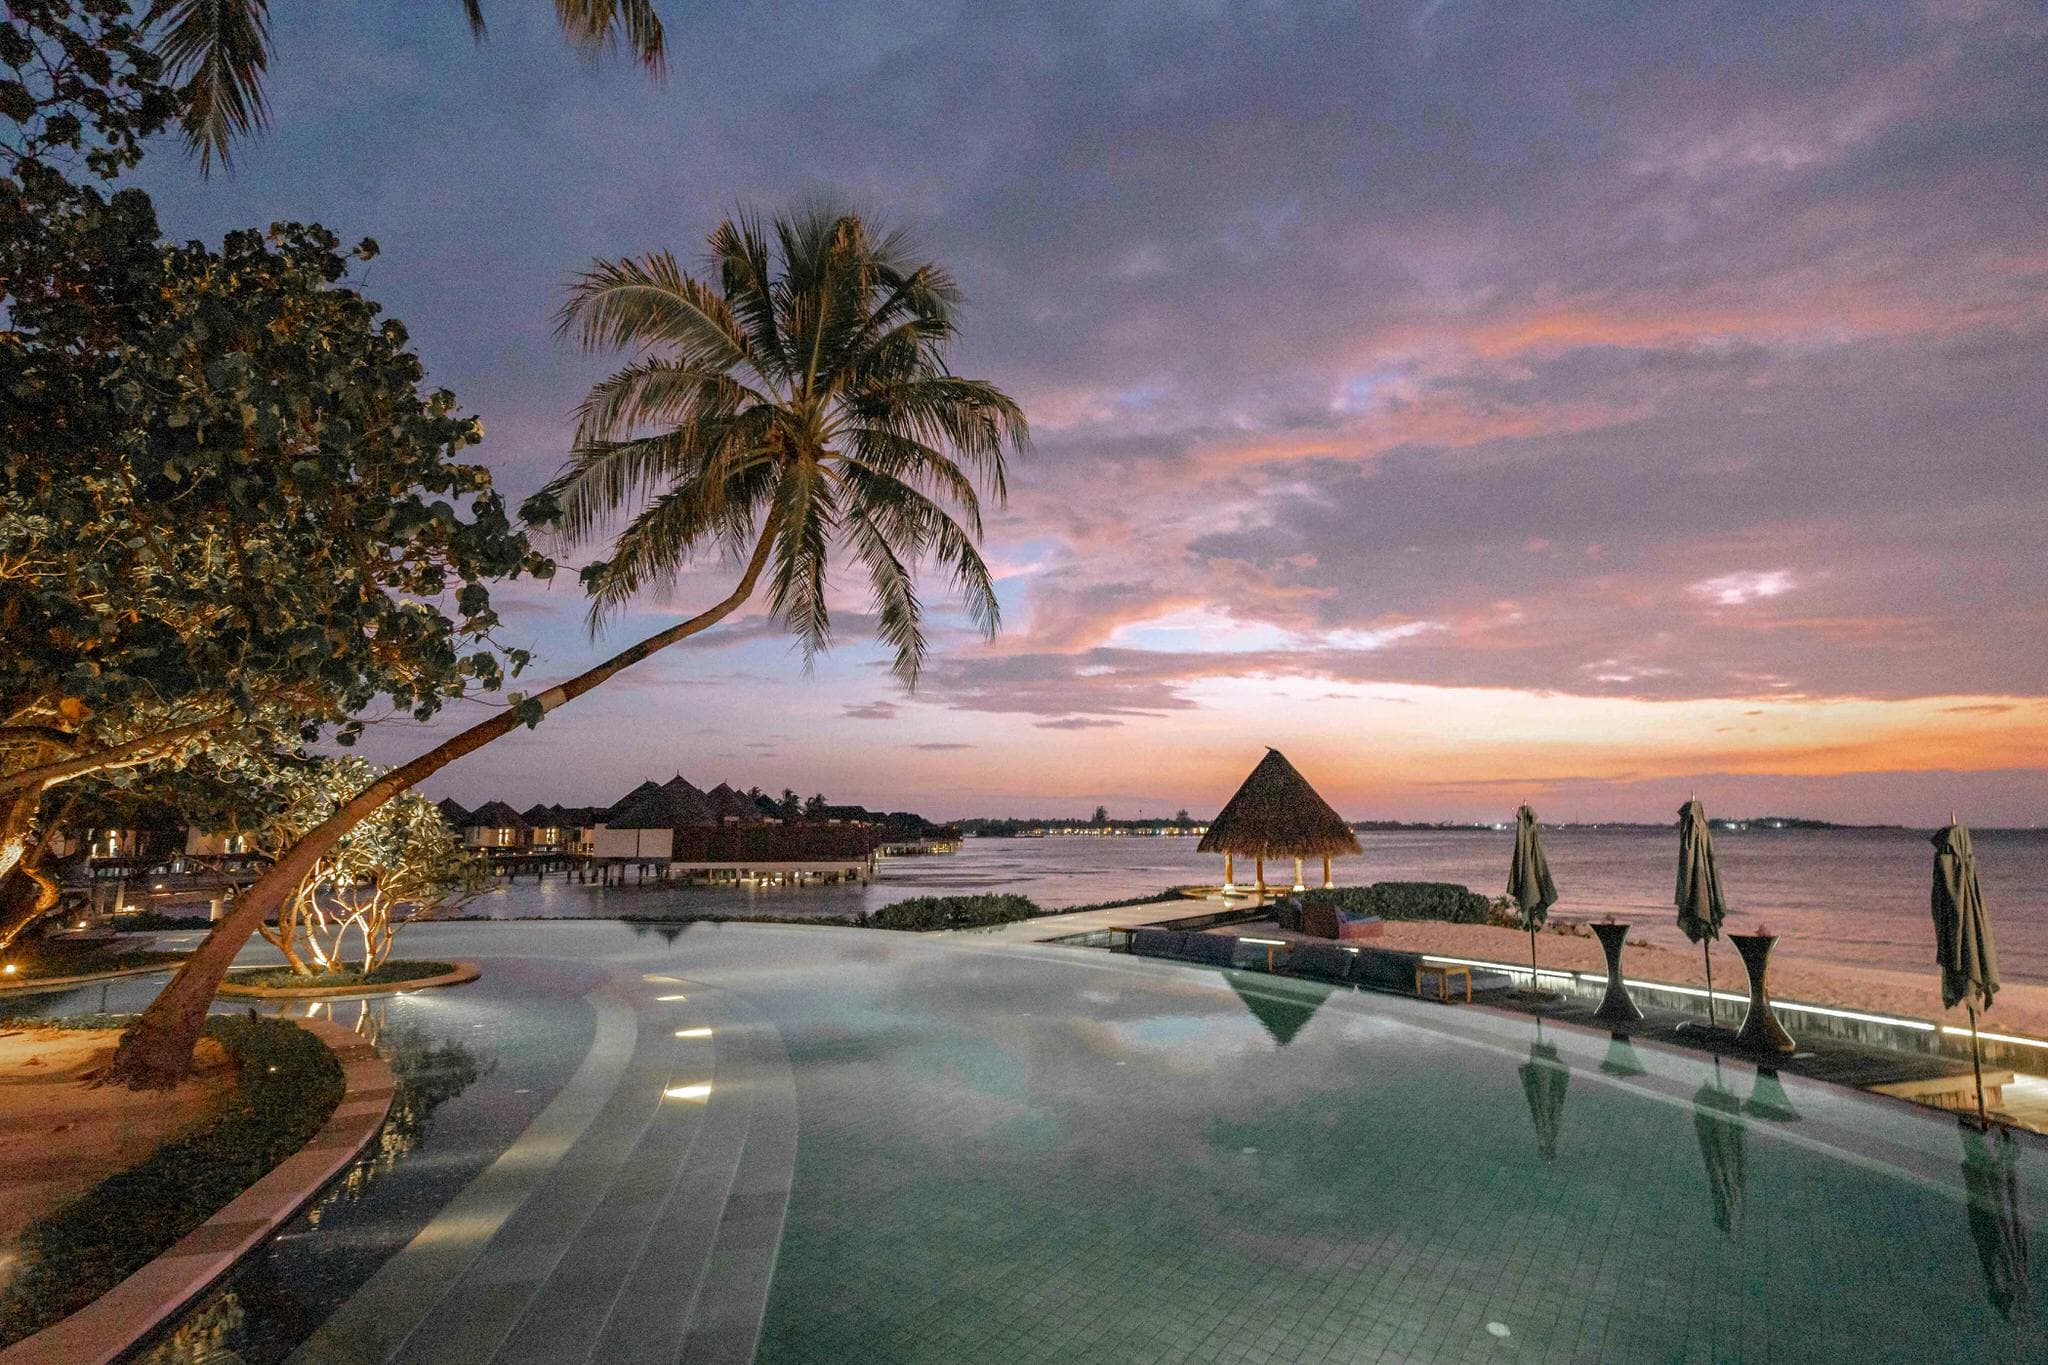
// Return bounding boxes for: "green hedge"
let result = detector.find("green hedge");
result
[114,911,216,931]
[227,959,456,990]
[0,1014,345,1347]
[1299,881,1492,924]
[864,894,1041,931]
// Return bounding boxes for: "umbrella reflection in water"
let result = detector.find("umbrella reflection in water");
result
[1961,1125,2032,1323]
[1693,1060,1748,1237]
[1519,1022,1570,1163]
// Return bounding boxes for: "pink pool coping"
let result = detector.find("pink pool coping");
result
[0,1018,396,1365]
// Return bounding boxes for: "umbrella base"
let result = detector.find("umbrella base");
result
[1730,933,1797,1054]
[1507,987,1564,1006]
[1674,1020,1740,1046]
[1590,923,1644,1024]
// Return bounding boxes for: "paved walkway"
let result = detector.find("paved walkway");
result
[287,965,795,1365]
[936,894,1257,945]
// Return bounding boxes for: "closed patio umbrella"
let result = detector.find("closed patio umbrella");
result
[1932,820,2000,1127]
[1518,1026,1570,1163]
[1960,1125,2032,1322]
[1508,804,1559,999]
[1693,1061,1747,1237]
[1675,798,1729,1030]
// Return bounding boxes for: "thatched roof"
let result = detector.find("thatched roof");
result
[466,800,528,830]
[704,782,754,822]
[434,797,471,826]
[1197,749,1361,859]
[608,777,715,831]
[603,780,664,822]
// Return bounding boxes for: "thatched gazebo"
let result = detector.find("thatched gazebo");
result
[1198,748,1362,895]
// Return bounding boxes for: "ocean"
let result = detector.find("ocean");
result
[462,826,2048,984]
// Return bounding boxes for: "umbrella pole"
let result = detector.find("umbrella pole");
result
[1528,924,1540,992]
[1969,1002,1988,1129]
[1702,942,1717,1030]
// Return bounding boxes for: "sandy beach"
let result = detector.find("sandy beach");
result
[1365,921,2048,1041]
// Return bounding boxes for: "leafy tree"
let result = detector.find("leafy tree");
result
[778,787,801,819]
[3,5,543,947]
[111,204,1026,1086]
[0,217,544,924]
[153,0,669,171]
[1174,808,1192,826]
[1092,805,1109,825]
[805,792,828,816]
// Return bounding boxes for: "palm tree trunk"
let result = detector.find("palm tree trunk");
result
[108,527,779,1089]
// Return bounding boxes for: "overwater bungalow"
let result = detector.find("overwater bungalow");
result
[1198,748,1362,895]
[589,775,874,886]
[460,800,529,851]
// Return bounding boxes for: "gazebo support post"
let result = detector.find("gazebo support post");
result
[1255,856,1266,896]
[1292,856,1306,892]
[1223,851,1235,893]
[1322,855,1332,889]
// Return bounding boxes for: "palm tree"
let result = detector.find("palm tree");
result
[153,0,668,171]
[109,205,1027,1086]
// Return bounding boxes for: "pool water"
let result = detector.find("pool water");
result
[6,921,2041,1362]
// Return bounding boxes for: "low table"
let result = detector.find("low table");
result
[1415,961,1472,1003]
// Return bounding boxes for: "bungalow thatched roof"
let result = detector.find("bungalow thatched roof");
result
[608,777,716,831]
[434,797,471,826]
[466,800,528,830]
[603,780,664,822]
[1197,749,1360,860]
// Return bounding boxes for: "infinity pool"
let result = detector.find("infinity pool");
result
[10,921,2042,1362]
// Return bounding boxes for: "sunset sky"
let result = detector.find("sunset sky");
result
[133,1,2048,823]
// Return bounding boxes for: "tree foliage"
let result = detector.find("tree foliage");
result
[1,1,546,906]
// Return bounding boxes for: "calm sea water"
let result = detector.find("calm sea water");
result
[463,827,2048,982]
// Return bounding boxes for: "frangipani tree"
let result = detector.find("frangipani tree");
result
[245,757,481,975]
[110,204,1027,1087]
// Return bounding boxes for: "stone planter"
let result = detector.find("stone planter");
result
[1730,933,1796,1054]
[1591,922,1644,1024]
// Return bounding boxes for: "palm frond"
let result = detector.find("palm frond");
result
[708,212,791,383]
[156,0,275,174]
[558,253,749,371]
[846,508,926,684]
[766,461,837,667]
[554,0,667,72]
[581,474,737,626]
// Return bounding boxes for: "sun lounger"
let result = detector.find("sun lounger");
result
[1283,943,1358,983]
[1300,904,1383,941]
[1128,928,1186,959]
[1177,933,1241,968]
